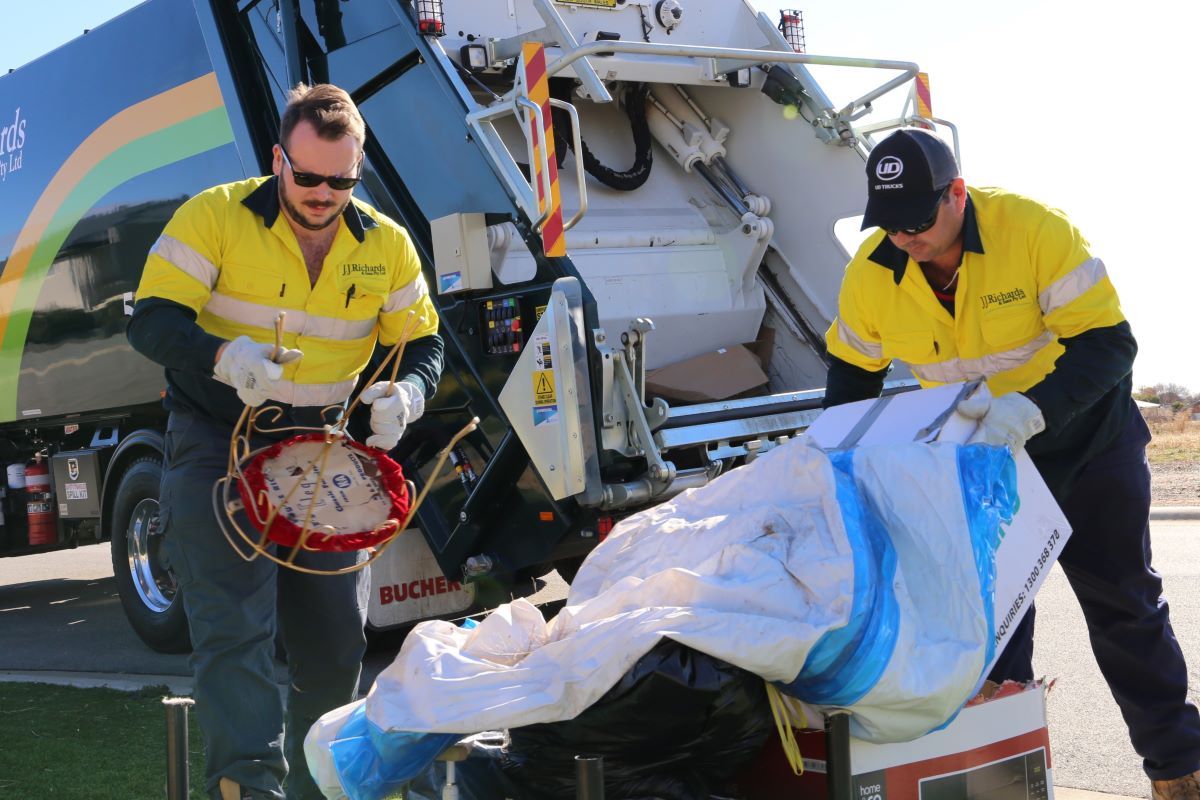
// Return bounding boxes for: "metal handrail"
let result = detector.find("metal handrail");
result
[533,0,612,103]
[853,115,962,165]
[488,0,614,103]
[540,39,918,130]
[548,98,588,232]
[514,95,555,233]
[466,26,929,225]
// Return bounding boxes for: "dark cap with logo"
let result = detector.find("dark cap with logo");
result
[861,129,959,231]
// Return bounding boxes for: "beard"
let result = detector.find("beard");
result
[278,183,350,232]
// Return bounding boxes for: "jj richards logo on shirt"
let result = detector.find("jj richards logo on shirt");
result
[979,287,1028,311]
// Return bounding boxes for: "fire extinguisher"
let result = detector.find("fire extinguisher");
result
[25,457,57,546]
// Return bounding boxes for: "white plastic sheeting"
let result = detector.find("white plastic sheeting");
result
[308,437,1019,798]
[369,438,854,729]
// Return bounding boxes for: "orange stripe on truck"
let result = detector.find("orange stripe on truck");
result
[0,73,225,344]
[916,72,933,119]
[521,43,566,258]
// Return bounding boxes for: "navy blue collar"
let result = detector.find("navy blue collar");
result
[866,193,984,284]
[241,176,377,243]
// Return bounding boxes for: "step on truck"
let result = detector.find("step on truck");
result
[0,0,940,652]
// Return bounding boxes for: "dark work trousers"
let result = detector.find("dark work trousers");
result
[160,409,369,800]
[986,413,1200,780]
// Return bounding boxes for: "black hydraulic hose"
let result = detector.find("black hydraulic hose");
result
[550,80,653,192]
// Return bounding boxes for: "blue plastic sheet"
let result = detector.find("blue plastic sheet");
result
[785,443,1017,710]
[326,619,480,800]
[327,704,457,800]
[785,448,899,705]
[957,443,1020,678]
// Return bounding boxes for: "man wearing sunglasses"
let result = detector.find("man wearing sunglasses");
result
[821,127,1200,798]
[128,83,442,800]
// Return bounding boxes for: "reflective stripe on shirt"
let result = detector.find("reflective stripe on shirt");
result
[151,234,218,289]
[212,372,358,407]
[1039,257,1107,316]
[203,292,377,341]
[837,321,883,360]
[382,275,429,314]
[911,330,1055,384]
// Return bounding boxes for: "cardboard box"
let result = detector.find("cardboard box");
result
[804,383,1072,679]
[644,343,768,403]
[739,685,1053,799]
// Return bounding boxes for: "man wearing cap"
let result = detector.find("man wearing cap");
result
[823,127,1200,798]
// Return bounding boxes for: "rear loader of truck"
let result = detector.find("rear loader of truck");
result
[0,0,943,652]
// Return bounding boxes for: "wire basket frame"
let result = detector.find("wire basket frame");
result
[778,9,806,53]
[214,416,477,576]
[212,310,477,575]
[414,0,446,36]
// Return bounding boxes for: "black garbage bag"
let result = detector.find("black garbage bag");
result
[457,638,774,800]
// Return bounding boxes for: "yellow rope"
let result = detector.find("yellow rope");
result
[765,682,805,776]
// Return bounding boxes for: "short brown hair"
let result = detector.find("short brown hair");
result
[280,83,366,149]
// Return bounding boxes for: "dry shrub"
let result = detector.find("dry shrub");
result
[1146,414,1200,463]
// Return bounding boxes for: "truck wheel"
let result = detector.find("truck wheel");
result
[111,456,190,654]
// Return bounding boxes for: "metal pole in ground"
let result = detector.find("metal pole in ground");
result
[575,755,604,799]
[163,696,195,800]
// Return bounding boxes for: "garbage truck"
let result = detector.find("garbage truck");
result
[0,0,939,653]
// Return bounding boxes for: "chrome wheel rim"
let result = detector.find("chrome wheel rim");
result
[125,497,176,613]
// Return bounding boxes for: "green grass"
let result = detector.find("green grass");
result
[0,682,412,800]
[0,682,205,799]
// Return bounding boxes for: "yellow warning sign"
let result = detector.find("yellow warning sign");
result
[533,369,557,406]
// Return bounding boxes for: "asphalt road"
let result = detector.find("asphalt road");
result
[3,523,1199,799]
[0,543,565,690]
[1034,519,1200,799]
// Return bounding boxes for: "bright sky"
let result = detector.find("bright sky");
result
[7,0,1199,390]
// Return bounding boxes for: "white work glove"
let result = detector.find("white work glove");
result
[213,335,302,407]
[957,387,1046,450]
[359,380,425,451]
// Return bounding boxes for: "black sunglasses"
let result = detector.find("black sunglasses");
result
[882,186,949,236]
[279,144,362,191]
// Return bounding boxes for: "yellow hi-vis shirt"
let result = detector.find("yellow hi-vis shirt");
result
[135,176,439,408]
[825,186,1126,398]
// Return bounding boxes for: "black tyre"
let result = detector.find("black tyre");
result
[110,456,190,653]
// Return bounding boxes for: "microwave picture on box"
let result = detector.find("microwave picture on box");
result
[918,748,1050,800]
